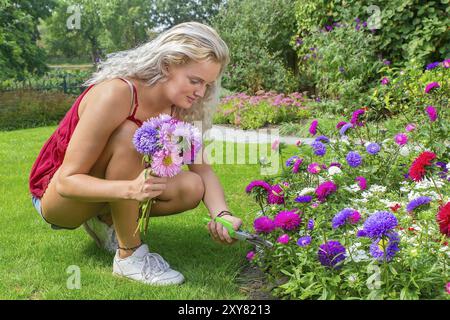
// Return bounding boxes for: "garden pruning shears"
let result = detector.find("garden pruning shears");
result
[203,216,273,248]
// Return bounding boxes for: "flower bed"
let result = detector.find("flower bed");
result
[244,79,449,299]
[214,91,311,130]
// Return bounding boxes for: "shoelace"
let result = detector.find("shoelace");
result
[142,253,170,279]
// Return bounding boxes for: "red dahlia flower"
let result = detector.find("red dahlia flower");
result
[437,202,450,237]
[408,151,437,182]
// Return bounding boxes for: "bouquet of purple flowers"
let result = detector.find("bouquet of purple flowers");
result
[132,114,202,235]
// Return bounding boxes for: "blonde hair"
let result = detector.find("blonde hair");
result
[84,21,230,132]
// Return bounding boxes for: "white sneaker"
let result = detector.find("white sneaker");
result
[83,217,118,254]
[113,244,185,286]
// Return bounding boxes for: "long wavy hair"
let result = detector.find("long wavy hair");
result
[84,22,230,132]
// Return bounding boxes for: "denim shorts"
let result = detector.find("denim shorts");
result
[31,195,76,230]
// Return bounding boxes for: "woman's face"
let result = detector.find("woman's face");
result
[163,59,222,109]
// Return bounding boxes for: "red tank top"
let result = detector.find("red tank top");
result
[29,78,174,199]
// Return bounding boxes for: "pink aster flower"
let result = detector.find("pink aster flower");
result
[245,180,271,193]
[274,210,301,231]
[424,82,440,94]
[425,105,438,122]
[307,162,321,174]
[253,216,276,233]
[296,140,302,147]
[443,59,450,68]
[277,234,290,244]
[405,123,416,132]
[150,149,183,177]
[271,139,280,151]
[309,119,318,136]
[316,181,337,202]
[394,133,408,146]
[380,77,389,85]
[446,282,450,294]
[351,109,365,127]
[268,184,285,204]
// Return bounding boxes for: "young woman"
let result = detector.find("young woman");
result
[29,22,243,286]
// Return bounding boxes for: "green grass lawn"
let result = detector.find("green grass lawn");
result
[0,126,296,300]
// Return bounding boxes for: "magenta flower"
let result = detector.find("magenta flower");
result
[425,106,438,122]
[271,139,280,150]
[253,216,276,233]
[355,176,367,191]
[246,251,255,261]
[307,162,321,174]
[268,184,285,204]
[309,119,318,136]
[394,133,408,146]
[277,234,290,244]
[245,180,271,193]
[351,109,365,127]
[424,82,440,94]
[316,181,338,202]
[274,210,301,231]
[292,158,303,173]
[349,211,361,224]
[405,123,416,132]
[380,77,389,85]
[443,59,450,69]
[336,121,347,129]
[446,282,450,294]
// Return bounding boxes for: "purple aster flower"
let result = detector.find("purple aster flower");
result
[363,211,398,239]
[315,135,330,143]
[406,196,432,212]
[351,109,365,127]
[318,241,346,269]
[311,141,327,157]
[346,151,362,167]
[425,105,438,122]
[292,158,304,173]
[332,208,357,229]
[394,133,408,146]
[356,230,367,237]
[297,236,312,247]
[426,62,440,70]
[274,210,301,231]
[369,232,400,262]
[366,143,381,155]
[277,234,290,244]
[307,219,315,231]
[245,180,271,193]
[425,82,440,94]
[381,77,389,85]
[329,162,342,168]
[286,155,300,167]
[253,216,275,233]
[339,66,345,73]
[309,119,318,136]
[268,184,285,204]
[340,123,353,136]
[316,181,337,202]
[355,176,367,190]
[295,195,313,203]
[383,60,391,65]
[295,37,303,46]
[133,124,160,155]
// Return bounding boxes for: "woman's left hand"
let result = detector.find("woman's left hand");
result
[207,215,242,245]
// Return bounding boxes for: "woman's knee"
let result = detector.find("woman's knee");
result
[179,171,205,208]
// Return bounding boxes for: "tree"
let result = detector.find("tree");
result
[0,0,56,80]
[151,0,224,30]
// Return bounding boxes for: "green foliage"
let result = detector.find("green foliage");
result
[212,0,299,93]
[295,24,382,105]
[294,0,450,65]
[367,60,450,119]
[0,0,56,80]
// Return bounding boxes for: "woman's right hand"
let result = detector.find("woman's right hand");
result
[128,169,167,202]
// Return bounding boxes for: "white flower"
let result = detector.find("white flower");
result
[298,187,315,196]
[399,146,410,157]
[328,166,342,176]
[369,185,387,193]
